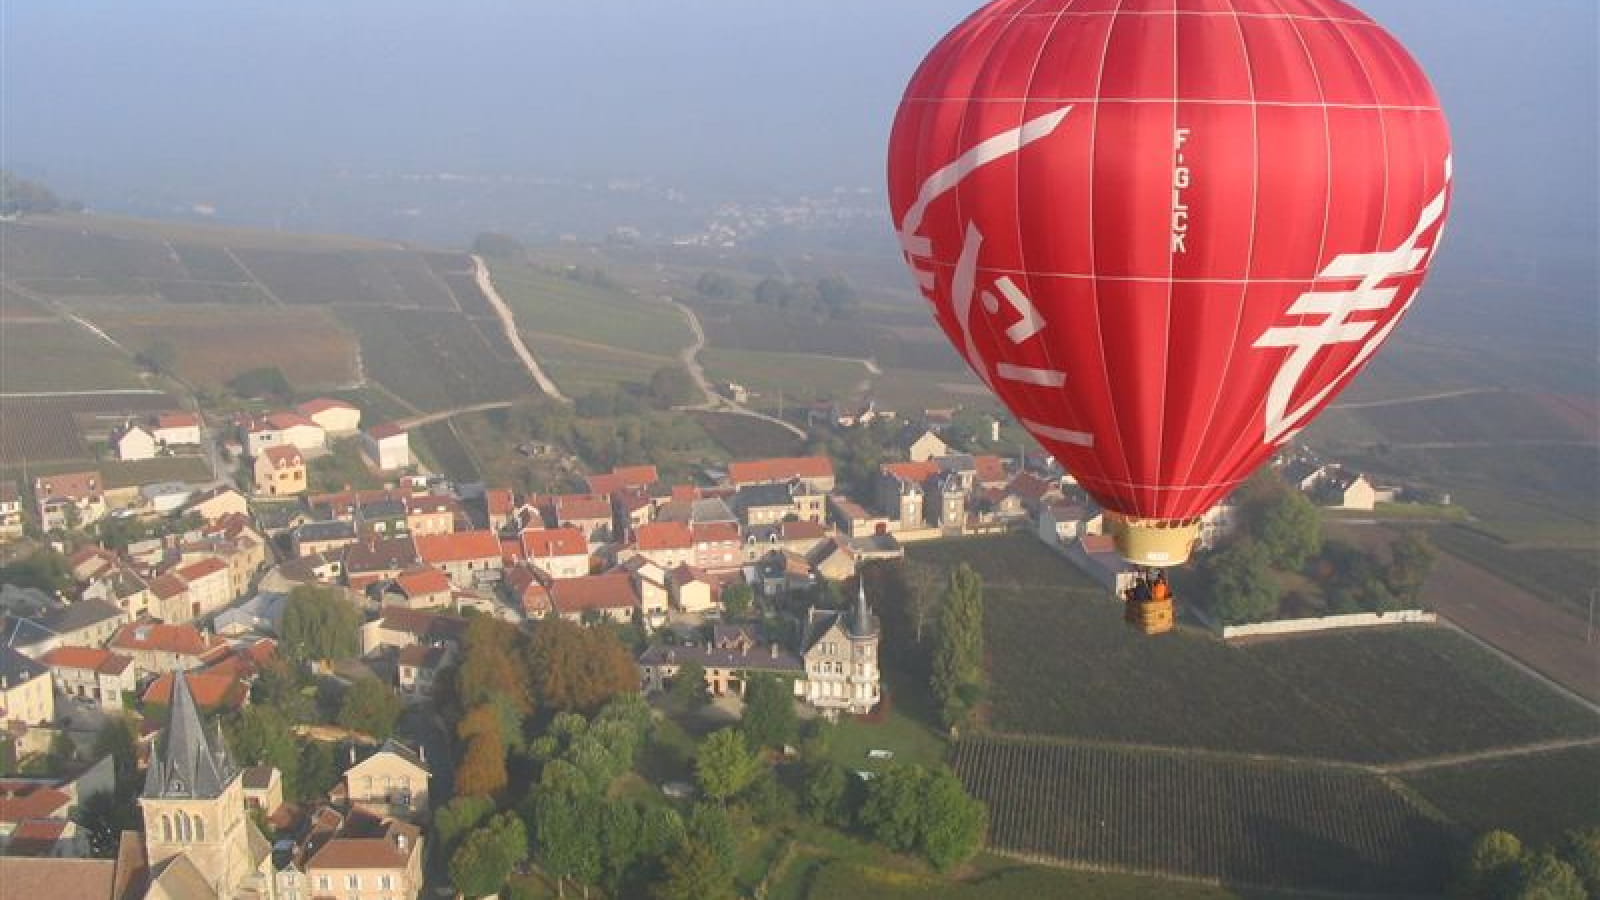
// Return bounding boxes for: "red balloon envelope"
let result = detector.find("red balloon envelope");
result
[888,0,1451,565]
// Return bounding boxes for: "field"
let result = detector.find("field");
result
[905,535,1600,763]
[690,411,804,460]
[88,306,360,390]
[1429,525,1598,617]
[954,738,1453,894]
[102,456,214,489]
[414,421,480,482]
[0,393,180,467]
[307,440,385,493]
[778,854,1259,900]
[0,321,146,392]
[523,332,670,395]
[335,308,535,412]
[1403,746,1600,846]
[488,262,693,358]
[701,348,870,407]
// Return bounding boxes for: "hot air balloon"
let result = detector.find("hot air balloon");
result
[888,0,1451,569]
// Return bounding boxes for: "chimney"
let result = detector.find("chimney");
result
[769,643,777,660]
[395,833,407,853]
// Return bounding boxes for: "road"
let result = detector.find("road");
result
[1330,388,1504,410]
[393,400,516,430]
[666,298,808,440]
[472,253,568,403]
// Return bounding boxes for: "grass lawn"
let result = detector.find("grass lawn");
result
[523,331,671,395]
[1323,502,1470,522]
[825,696,949,775]
[489,261,693,358]
[307,439,384,493]
[905,534,1600,764]
[0,321,146,392]
[1403,745,1600,847]
[102,456,213,488]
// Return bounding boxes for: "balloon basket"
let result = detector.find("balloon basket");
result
[1107,514,1201,568]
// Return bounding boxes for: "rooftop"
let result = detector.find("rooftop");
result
[728,456,833,486]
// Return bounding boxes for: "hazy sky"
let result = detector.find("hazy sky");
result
[4,0,1596,252]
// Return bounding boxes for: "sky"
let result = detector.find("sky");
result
[3,0,1596,257]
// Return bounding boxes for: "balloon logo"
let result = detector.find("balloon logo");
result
[889,0,1451,566]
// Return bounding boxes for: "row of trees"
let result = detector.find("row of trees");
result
[694,271,861,320]
[1456,828,1598,900]
[932,564,986,732]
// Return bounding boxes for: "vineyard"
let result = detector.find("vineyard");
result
[0,393,180,467]
[336,308,536,412]
[91,306,360,390]
[692,411,804,459]
[1403,745,1600,846]
[954,738,1453,894]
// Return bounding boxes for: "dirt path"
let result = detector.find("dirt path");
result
[667,299,808,440]
[1378,735,1600,774]
[472,254,568,403]
[1331,388,1503,410]
[394,400,516,430]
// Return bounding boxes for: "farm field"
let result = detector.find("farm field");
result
[414,421,480,482]
[954,738,1453,894]
[522,332,670,396]
[701,348,869,408]
[0,320,147,392]
[905,535,1600,763]
[488,261,693,358]
[0,393,180,468]
[691,411,804,460]
[780,854,1259,900]
[335,308,535,413]
[229,247,458,308]
[1402,745,1600,847]
[88,306,360,390]
[1429,525,1599,615]
[102,456,214,489]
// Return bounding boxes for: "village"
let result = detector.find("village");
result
[0,392,1437,899]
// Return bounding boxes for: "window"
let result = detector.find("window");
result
[318,876,331,890]
[194,816,205,841]
[347,874,360,889]
[380,875,394,890]
[161,815,172,842]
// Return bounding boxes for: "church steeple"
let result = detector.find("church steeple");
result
[849,579,878,639]
[143,670,236,799]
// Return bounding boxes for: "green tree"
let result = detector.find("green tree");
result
[1508,851,1586,900]
[136,340,178,377]
[0,549,75,597]
[279,585,361,664]
[932,563,985,730]
[597,800,643,894]
[695,728,759,804]
[227,366,293,400]
[0,171,62,216]
[740,673,798,752]
[336,677,402,740]
[530,760,603,897]
[802,760,850,827]
[669,660,709,709]
[225,705,301,794]
[652,838,736,900]
[434,795,495,862]
[1558,827,1600,898]
[298,741,339,802]
[695,271,736,299]
[1457,830,1526,900]
[647,366,700,409]
[720,583,753,620]
[449,812,528,899]
[92,716,139,785]
[919,768,988,871]
[860,764,926,853]
[1258,486,1322,570]
[637,805,686,860]
[73,790,137,858]
[1203,538,1281,625]
[1386,528,1436,605]
[471,232,525,258]
[686,803,737,878]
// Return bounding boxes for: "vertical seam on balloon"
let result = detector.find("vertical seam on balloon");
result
[1172,0,1262,515]
[1084,0,1135,516]
[1000,0,1082,495]
[1155,1,1178,516]
[1203,0,1335,494]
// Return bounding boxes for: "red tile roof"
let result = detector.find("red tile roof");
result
[779,520,826,541]
[1008,473,1058,502]
[1081,533,1117,554]
[263,411,319,431]
[150,574,188,601]
[521,527,587,559]
[397,644,447,668]
[585,465,659,495]
[415,530,500,564]
[403,494,460,517]
[883,460,939,482]
[550,574,636,616]
[552,494,612,522]
[6,819,67,854]
[142,672,245,710]
[637,521,692,551]
[33,470,101,501]
[262,445,304,467]
[40,646,133,676]
[110,623,219,656]
[0,786,70,824]
[367,422,407,440]
[307,820,420,869]
[728,456,833,486]
[692,522,741,544]
[155,411,201,428]
[395,568,451,597]
[484,488,515,518]
[296,397,357,416]
[176,557,228,581]
[974,455,1008,484]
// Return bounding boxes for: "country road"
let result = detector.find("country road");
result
[1330,387,1504,410]
[667,299,807,440]
[394,401,516,430]
[473,254,568,403]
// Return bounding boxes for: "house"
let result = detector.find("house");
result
[827,494,891,539]
[34,470,105,531]
[396,644,451,699]
[304,813,424,900]
[403,494,460,536]
[112,423,157,462]
[344,537,421,583]
[184,486,249,524]
[3,599,126,659]
[213,592,288,638]
[503,567,554,620]
[254,445,307,497]
[139,481,195,515]
[800,584,881,715]
[617,557,670,625]
[0,483,23,541]
[631,521,694,570]
[902,429,950,463]
[545,573,638,623]
[668,566,718,614]
[109,622,225,676]
[637,627,805,697]
[584,465,659,497]
[482,488,516,530]
[359,607,467,657]
[808,538,857,582]
[41,646,137,712]
[1008,472,1066,517]
[141,669,248,715]
[175,556,233,619]
[877,461,936,530]
[246,411,326,456]
[1320,468,1378,511]
[343,739,430,820]
[293,519,359,558]
[380,568,455,610]
[733,480,824,526]
[82,566,155,620]
[727,456,836,492]
[1064,534,1140,597]
[415,531,503,588]
[363,424,411,472]
[1038,503,1102,545]
[0,646,54,728]
[350,496,410,540]
[241,765,284,820]
[297,397,362,436]
[549,493,615,542]
[151,411,203,447]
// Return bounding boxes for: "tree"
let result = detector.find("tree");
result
[597,800,643,894]
[449,812,528,899]
[740,673,798,752]
[73,790,137,858]
[695,728,759,804]
[1558,827,1600,899]
[336,677,402,740]
[1202,538,1281,625]
[92,716,139,785]
[669,660,709,709]
[1258,487,1322,570]
[1508,851,1586,900]
[720,583,753,620]
[652,838,736,900]
[136,340,178,377]
[686,802,737,876]
[297,741,338,802]
[454,616,531,717]
[525,617,638,714]
[695,271,736,299]
[455,707,509,798]
[1457,830,1526,900]
[471,232,524,258]
[802,760,850,827]
[1386,529,1436,605]
[0,171,62,216]
[279,585,360,664]
[227,366,292,400]
[932,563,985,730]
[226,705,301,793]
[531,761,603,897]
[434,794,495,861]
[918,768,987,871]
[637,806,686,860]
[647,366,700,409]
[0,549,75,597]
[860,764,926,854]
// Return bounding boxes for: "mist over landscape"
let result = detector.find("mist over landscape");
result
[1,4,1597,899]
